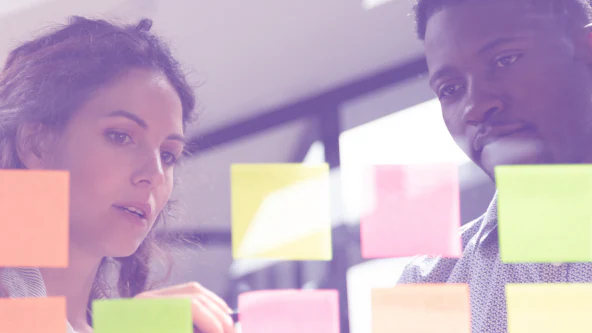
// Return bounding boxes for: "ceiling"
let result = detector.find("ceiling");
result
[0,0,424,136]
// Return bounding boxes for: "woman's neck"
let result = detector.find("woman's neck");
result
[39,243,102,332]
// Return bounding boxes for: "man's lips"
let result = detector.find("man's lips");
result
[472,124,532,153]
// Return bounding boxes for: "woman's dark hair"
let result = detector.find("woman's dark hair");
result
[0,16,197,325]
[413,0,592,40]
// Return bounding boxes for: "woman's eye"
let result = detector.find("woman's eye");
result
[495,54,521,68]
[106,131,133,145]
[161,152,178,166]
[439,83,463,98]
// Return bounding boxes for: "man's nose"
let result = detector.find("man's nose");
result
[462,80,505,126]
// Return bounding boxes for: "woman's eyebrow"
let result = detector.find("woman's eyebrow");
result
[167,134,186,144]
[104,110,148,129]
[104,109,185,143]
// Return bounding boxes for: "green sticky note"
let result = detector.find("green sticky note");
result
[506,283,592,333]
[496,165,592,263]
[231,163,332,260]
[93,298,192,333]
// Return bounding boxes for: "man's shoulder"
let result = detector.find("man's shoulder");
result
[459,214,485,248]
[396,213,487,284]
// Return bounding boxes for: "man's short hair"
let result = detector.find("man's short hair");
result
[413,0,592,40]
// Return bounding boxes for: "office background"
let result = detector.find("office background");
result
[0,0,497,332]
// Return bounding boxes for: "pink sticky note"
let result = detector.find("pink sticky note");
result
[239,289,339,333]
[360,164,461,258]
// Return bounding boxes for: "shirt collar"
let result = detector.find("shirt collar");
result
[473,191,499,250]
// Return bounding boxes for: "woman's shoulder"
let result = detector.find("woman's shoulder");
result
[0,268,77,331]
[0,267,47,298]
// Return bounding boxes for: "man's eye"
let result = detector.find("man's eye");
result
[495,54,521,68]
[439,84,463,98]
[106,131,133,145]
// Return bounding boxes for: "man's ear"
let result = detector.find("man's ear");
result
[15,123,57,169]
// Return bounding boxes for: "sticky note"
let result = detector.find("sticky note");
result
[360,164,461,258]
[0,297,66,333]
[231,164,332,260]
[372,284,470,333]
[496,165,592,263]
[0,170,69,267]
[93,298,193,333]
[239,289,339,333]
[506,283,592,333]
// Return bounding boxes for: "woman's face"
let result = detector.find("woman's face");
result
[46,68,185,258]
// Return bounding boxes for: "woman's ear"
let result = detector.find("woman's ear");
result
[15,123,57,169]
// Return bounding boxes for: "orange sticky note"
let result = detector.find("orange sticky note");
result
[372,284,470,333]
[0,297,66,333]
[0,170,69,267]
[239,289,340,333]
[360,164,462,258]
[506,283,592,333]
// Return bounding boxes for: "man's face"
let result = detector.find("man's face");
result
[425,1,592,179]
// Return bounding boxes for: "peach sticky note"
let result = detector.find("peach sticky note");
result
[93,298,193,333]
[360,164,462,258]
[0,297,66,333]
[239,289,339,333]
[371,284,470,333]
[0,170,69,267]
[506,283,592,333]
[231,164,332,260]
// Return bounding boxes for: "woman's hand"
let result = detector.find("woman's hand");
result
[134,282,235,333]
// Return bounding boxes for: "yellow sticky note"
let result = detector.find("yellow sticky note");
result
[506,283,592,333]
[231,164,332,260]
[496,165,592,263]
[0,170,69,267]
[371,284,470,333]
[0,297,66,333]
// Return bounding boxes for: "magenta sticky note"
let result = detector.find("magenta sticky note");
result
[360,164,462,258]
[239,289,339,333]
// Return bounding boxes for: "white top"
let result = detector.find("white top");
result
[0,267,79,333]
[67,321,78,333]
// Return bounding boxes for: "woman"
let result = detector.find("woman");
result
[0,16,235,333]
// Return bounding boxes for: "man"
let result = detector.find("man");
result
[397,0,592,331]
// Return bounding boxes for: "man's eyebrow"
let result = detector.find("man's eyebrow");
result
[429,66,457,89]
[104,109,186,144]
[477,36,529,56]
[429,36,529,88]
